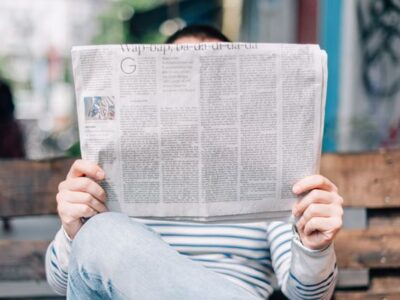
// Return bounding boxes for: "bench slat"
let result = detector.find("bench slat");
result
[321,149,400,208]
[335,273,400,299]
[335,227,400,269]
[0,158,74,217]
[335,291,400,300]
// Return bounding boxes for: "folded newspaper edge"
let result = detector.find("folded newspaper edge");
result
[71,43,328,223]
[140,210,295,223]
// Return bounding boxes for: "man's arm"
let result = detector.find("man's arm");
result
[46,159,108,294]
[267,222,337,299]
[268,174,343,299]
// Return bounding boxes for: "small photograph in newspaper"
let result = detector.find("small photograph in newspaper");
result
[84,96,115,121]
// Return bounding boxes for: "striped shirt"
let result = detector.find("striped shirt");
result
[46,220,337,299]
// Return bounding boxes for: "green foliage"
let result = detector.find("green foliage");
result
[92,0,167,44]
[92,6,125,44]
[66,141,81,158]
[127,30,165,44]
[124,0,164,12]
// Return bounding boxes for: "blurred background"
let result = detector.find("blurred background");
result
[1,0,399,160]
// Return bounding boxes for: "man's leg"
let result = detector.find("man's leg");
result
[67,212,260,300]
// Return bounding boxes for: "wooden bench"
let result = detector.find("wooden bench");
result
[321,150,400,299]
[0,158,73,288]
[1,152,399,298]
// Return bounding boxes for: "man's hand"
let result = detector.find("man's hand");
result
[292,175,343,250]
[56,160,108,239]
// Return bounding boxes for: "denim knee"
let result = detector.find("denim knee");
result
[70,212,154,273]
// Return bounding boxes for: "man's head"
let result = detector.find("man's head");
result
[165,24,230,44]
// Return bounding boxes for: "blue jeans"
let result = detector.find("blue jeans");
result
[67,212,261,300]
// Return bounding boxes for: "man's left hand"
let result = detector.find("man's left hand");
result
[292,175,343,250]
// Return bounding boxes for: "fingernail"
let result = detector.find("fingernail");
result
[96,171,105,180]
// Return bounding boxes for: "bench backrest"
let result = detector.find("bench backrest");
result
[0,158,74,217]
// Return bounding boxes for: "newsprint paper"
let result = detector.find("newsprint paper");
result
[71,43,327,222]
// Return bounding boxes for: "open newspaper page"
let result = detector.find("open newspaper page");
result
[71,43,327,222]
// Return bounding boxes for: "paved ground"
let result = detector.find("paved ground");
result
[0,216,60,240]
[0,216,63,298]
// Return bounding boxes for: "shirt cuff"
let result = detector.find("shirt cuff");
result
[290,226,337,284]
[53,227,73,272]
[62,226,73,243]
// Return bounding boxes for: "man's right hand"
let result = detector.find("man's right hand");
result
[57,159,108,239]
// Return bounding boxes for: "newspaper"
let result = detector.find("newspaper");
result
[71,43,327,222]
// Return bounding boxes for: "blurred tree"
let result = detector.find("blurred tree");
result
[127,0,222,43]
[92,0,167,44]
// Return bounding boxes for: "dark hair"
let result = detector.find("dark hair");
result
[0,80,15,120]
[165,24,231,44]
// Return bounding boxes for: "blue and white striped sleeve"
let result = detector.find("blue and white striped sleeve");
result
[267,221,338,299]
[45,227,72,295]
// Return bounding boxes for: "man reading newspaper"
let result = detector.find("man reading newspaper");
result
[46,25,343,299]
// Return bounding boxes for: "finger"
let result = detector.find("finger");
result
[59,177,106,202]
[293,175,338,195]
[293,189,342,217]
[65,191,108,213]
[296,203,340,229]
[57,190,108,213]
[73,203,99,219]
[57,201,98,224]
[67,159,105,180]
[303,217,342,236]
